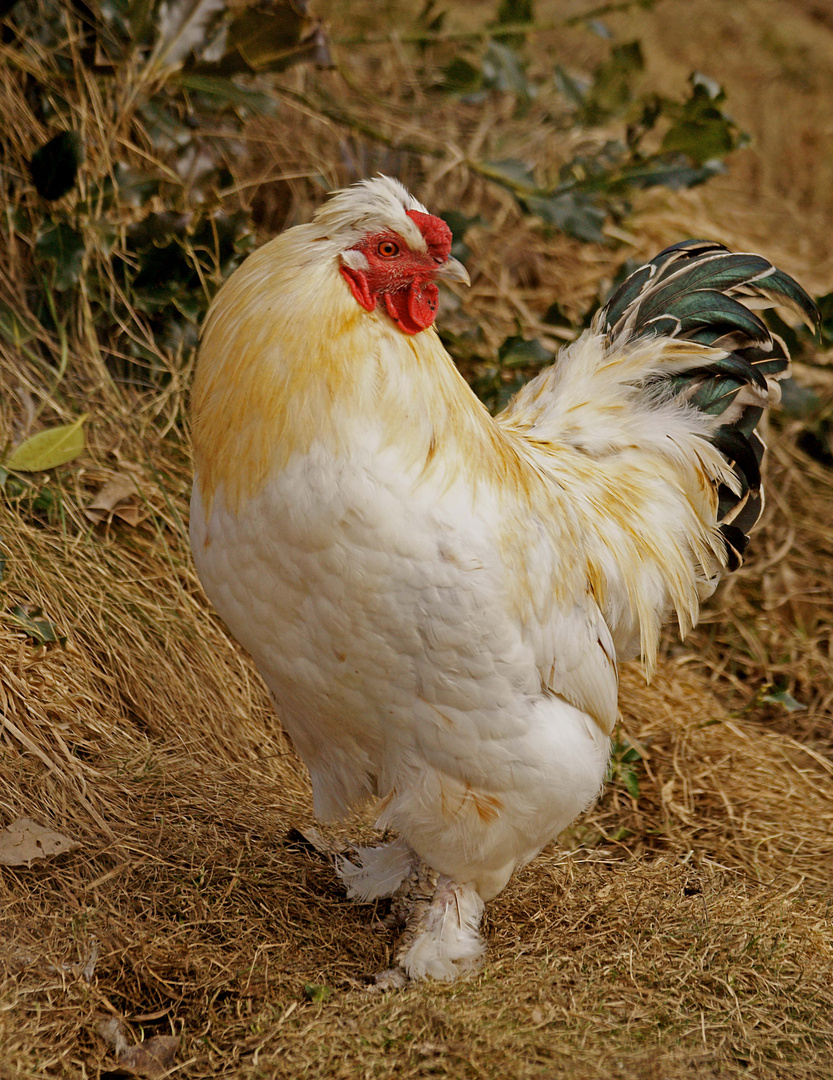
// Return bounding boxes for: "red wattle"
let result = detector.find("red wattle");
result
[383,281,439,335]
[340,266,376,312]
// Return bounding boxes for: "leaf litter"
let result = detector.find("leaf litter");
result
[96,1017,179,1078]
[0,818,79,866]
[84,467,145,527]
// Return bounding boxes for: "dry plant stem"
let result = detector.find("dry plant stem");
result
[273,82,548,200]
[333,3,655,46]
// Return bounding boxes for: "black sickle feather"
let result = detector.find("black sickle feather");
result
[597,240,819,572]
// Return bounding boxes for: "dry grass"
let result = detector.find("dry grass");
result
[1,1,833,1077]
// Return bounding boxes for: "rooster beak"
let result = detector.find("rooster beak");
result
[437,256,471,287]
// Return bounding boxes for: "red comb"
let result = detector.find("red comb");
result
[406,209,452,260]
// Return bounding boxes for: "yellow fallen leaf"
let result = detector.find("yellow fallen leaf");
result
[5,413,88,472]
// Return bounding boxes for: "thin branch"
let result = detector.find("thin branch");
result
[331,2,656,47]
[272,84,539,195]
[272,84,447,161]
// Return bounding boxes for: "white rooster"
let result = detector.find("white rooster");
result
[190,176,816,985]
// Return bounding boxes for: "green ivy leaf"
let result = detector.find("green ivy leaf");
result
[556,41,643,124]
[114,163,161,208]
[482,41,532,99]
[29,131,84,201]
[90,220,119,258]
[778,377,820,419]
[0,301,37,347]
[621,768,640,800]
[496,0,533,26]
[542,300,574,329]
[5,415,88,472]
[482,158,536,192]
[35,223,85,290]
[304,983,332,1003]
[152,0,226,70]
[441,56,481,94]
[188,2,331,76]
[614,158,724,192]
[498,335,553,369]
[661,75,742,165]
[179,74,278,114]
[587,40,644,121]
[128,0,157,42]
[524,192,607,243]
[439,210,483,264]
[761,687,805,712]
[8,605,66,647]
[172,291,204,322]
[554,65,588,111]
[661,119,735,165]
[493,0,533,49]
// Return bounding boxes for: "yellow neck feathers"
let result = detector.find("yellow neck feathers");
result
[190,227,519,517]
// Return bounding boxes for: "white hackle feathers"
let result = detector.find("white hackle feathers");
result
[312,175,430,252]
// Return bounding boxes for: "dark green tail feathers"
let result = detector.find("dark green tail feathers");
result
[597,240,819,570]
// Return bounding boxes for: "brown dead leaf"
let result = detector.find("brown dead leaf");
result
[96,1017,179,1078]
[84,469,143,527]
[118,1036,180,1078]
[0,817,80,866]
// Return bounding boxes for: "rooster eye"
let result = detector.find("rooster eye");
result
[377,240,399,258]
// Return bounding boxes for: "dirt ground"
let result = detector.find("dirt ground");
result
[1,1,832,1077]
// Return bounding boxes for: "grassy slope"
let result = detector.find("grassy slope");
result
[1,1,833,1077]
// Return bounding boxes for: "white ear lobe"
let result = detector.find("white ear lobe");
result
[341,249,371,272]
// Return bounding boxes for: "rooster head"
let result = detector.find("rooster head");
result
[313,176,470,336]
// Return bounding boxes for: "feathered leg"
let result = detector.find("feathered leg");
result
[336,838,414,901]
[293,835,486,985]
[368,856,486,988]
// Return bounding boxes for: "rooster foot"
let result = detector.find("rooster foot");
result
[366,856,486,987]
[291,832,486,985]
